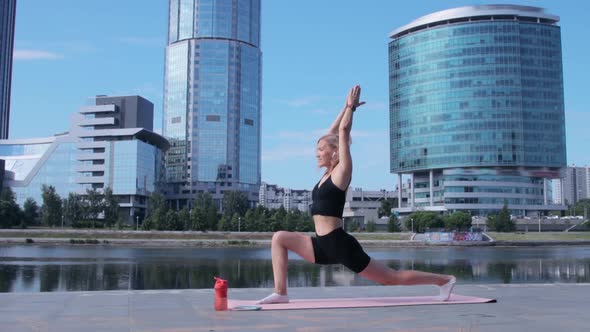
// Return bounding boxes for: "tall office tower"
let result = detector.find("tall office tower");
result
[0,0,16,139]
[164,0,261,209]
[389,5,567,217]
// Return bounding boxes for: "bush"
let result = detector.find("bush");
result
[404,212,444,233]
[387,215,400,232]
[443,212,472,231]
[366,220,376,232]
[487,204,516,232]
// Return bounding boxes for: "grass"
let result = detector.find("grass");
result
[488,232,590,241]
[0,228,413,241]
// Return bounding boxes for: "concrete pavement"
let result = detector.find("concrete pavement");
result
[0,283,588,331]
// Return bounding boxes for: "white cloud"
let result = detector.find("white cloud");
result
[119,37,165,47]
[13,49,63,60]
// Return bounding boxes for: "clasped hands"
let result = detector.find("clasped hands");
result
[346,85,366,112]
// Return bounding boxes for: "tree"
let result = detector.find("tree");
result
[190,204,205,231]
[84,188,104,226]
[41,185,62,227]
[443,212,472,231]
[222,191,249,217]
[22,197,39,227]
[177,206,190,231]
[378,198,398,218]
[404,211,444,233]
[163,210,182,231]
[571,199,590,218]
[103,187,119,228]
[143,192,167,230]
[0,188,22,228]
[217,213,232,231]
[387,214,400,232]
[487,204,516,232]
[62,193,84,226]
[193,192,218,230]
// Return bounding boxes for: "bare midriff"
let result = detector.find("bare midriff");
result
[312,215,343,236]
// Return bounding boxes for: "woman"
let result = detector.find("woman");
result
[257,85,456,304]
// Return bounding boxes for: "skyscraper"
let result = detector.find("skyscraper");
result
[0,0,16,139]
[164,0,261,209]
[389,5,567,216]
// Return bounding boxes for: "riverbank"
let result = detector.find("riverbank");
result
[1,229,590,247]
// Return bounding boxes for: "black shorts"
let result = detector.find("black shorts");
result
[311,227,371,273]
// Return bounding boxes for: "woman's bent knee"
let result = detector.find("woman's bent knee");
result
[272,230,291,245]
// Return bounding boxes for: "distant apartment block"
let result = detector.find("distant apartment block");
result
[0,95,168,223]
[343,188,400,227]
[260,181,414,227]
[259,182,311,213]
[560,166,590,205]
[0,0,16,139]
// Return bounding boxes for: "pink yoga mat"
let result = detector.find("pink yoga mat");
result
[229,294,496,311]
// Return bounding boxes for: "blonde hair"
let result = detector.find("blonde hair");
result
[317,134,339,149]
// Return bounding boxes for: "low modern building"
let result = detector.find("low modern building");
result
[0,95,168,223]
[258,182,311,213]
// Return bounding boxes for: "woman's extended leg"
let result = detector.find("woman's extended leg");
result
[256,231,315,304]
[359,260,456,301]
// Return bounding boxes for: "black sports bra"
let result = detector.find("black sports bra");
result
[310,175,347,218]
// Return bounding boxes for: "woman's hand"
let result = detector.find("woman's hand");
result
[345,85,366,111]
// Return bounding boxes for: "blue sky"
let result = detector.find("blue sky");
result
[9,0,589,190]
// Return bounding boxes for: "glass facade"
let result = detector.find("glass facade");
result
[2,142,80,204]
[389,5,566,215]
[112,141,158,195]
[164,0,261,200]
[390,20,565,172]
[0,0,16,139]
[1,136,166,217]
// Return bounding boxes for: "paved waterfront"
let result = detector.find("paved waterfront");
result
[0,283,588,331]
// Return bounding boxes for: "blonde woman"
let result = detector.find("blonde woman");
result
[257,85,456,304]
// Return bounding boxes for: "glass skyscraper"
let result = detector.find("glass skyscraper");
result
[0,0,16,139]
[164,0,261,208]
[389,5,566,216]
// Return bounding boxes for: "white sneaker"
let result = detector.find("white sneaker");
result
[436,276,456,302]
[255,292,290,305]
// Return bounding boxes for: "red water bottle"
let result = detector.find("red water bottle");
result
[214,276,228,311]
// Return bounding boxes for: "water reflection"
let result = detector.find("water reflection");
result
[0,245,589,292]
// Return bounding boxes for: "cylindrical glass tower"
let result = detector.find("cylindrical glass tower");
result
[389,5,566,216]
[164,0,261,206]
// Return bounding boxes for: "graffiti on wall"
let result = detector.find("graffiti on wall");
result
[425,232,483,242]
